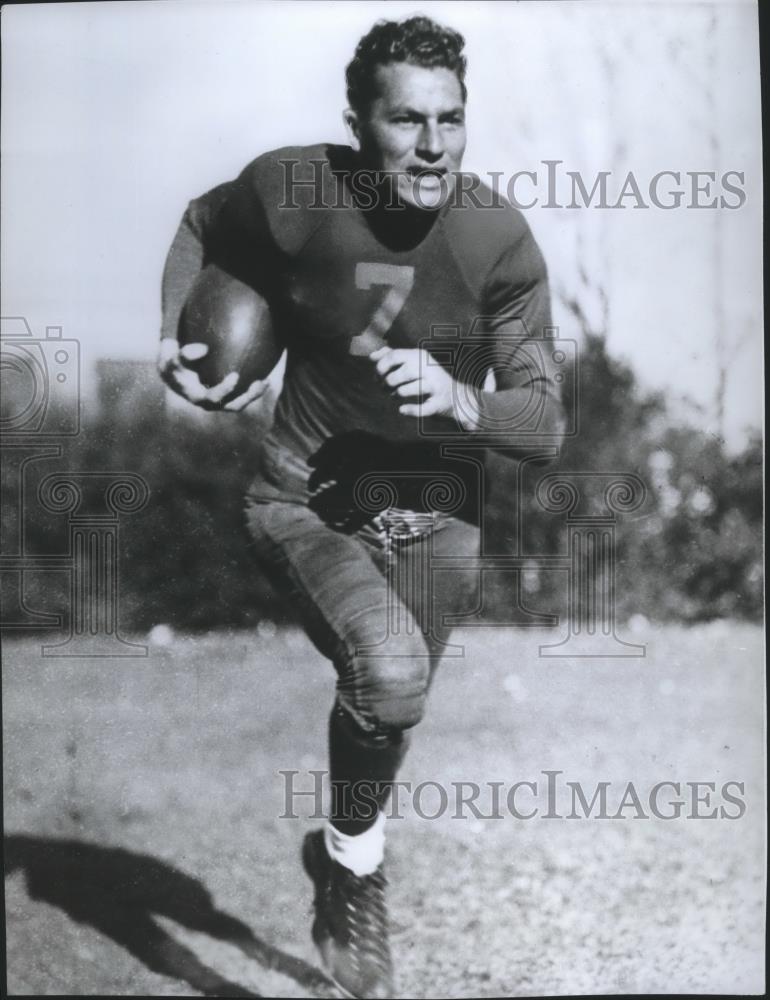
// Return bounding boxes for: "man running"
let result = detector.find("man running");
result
[159,15,564,997]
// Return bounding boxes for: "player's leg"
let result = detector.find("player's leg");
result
[245,498,429,997]
[388,516,482,678]
[247,500,430,823]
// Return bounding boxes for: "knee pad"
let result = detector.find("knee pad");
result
[341,646,430,734]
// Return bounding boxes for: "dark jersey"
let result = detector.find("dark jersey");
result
[163,144,564,478]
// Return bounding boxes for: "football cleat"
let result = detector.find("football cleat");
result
[302,829,394,999]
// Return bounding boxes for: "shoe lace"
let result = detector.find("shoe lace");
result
[335,866,390,971]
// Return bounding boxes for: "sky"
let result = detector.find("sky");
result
[1,0,763,451]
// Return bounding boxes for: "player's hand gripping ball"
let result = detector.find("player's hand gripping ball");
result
[159,264,283,411]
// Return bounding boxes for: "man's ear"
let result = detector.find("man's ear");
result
[343,109,362,152]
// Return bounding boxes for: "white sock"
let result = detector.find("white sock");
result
[324,811,386,877]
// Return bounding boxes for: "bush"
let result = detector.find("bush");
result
[482,334,762,624]
[1,346,761,635]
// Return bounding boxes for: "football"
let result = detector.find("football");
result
[178,263,283,400]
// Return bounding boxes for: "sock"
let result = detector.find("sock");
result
[328,700,410,836]
[325,810,386,876]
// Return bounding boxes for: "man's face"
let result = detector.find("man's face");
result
[347,63,467,210]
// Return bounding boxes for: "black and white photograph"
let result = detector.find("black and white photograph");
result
[1,1,765,996]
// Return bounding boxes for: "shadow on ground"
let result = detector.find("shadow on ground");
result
[5,833,334,998]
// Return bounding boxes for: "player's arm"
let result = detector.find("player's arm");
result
[158,184,268,412]
[373,222,565,453]
[465,224,566,451]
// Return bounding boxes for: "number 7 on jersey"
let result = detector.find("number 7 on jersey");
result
[349,263,415,356]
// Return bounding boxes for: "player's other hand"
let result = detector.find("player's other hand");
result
[370,346,477,429]
[157,338,268,412]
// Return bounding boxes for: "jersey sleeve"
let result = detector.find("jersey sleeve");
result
[203,163,283,295]
[159,182,234,342]
[471,222,566,451]
[160,150,293,344]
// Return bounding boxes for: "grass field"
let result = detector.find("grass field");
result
[3,621,766,997]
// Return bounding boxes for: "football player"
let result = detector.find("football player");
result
[159,16,564,998]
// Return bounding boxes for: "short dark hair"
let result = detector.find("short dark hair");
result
[346,15,467,114]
